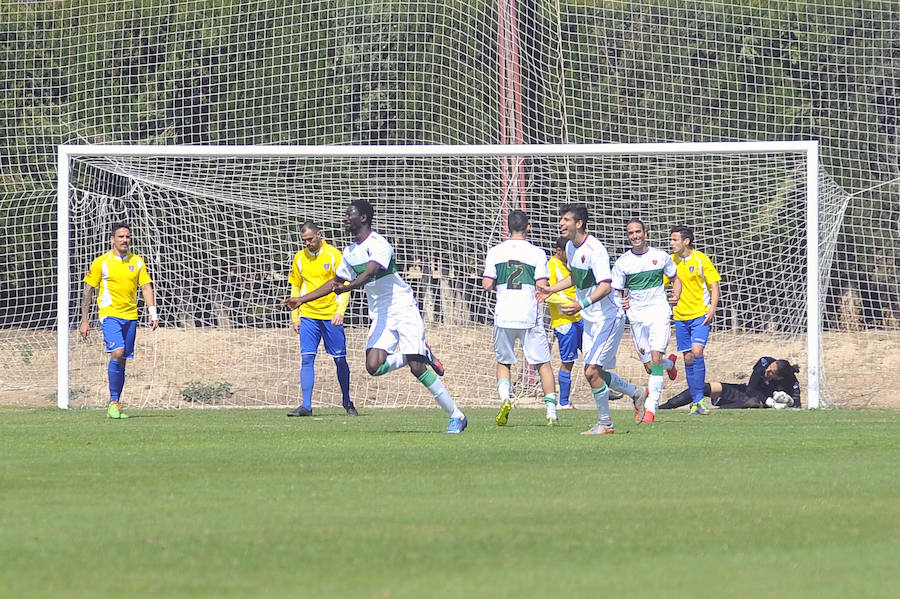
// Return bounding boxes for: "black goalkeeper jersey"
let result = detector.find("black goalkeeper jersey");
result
[746,356,801,408]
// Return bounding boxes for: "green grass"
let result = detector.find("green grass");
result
[2,406,899,598]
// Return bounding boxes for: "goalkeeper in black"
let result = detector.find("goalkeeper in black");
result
[659,356,801,409]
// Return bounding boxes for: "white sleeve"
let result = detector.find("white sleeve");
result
[335,249,354,281]
[367,235,393,270]
[534,249,549,281]
[663,252,677,279]
[482,247,497,279]
[611,258,625,291]
[592,243,612,283]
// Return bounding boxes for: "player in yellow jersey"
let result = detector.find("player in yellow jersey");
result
[286,222,357,417]
[79,222,159,419]
[545,237,583,409]
[668,225,721,415]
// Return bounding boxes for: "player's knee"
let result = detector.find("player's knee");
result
[692,347,705,359]
[109,348,126,362]
[365,360,382,376]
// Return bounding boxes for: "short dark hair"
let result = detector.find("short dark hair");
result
[349,199,375,226]
[559,203,588,231]
[507,209,529,234]
[670,225,694,246]
[626,218,647,231]
[554,236,568,251]
[111,222,132,236]
[300,221,320,234]
[773,359,800,380]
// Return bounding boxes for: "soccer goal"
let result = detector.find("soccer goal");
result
[56,141,829,410]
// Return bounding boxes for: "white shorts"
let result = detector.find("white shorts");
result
[366,307,427,356]
[629,317,672,364]
[493,324,551,366]
[582,314,626,369]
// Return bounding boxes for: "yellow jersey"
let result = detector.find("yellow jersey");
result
[288,241,349,321]
[83,251,152,320]
[546,255,580,329]
[669,249,721,321]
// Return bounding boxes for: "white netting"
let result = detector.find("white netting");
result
[47,146,832,409]
[1,1,897,408]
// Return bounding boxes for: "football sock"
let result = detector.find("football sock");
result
[543,392,558,405]
[647,368,664,414]
[418,370,463,418]
[334,356,351,405]
[691,355,706,403]
[684,360,697,402]
[591,384,611,421]
[107,358,126,402]
[662,357,674,370]
[605,371,637,398]
[300,353,316,410]
[558,370,572,405]
[497,378,511,402]
[374,353,408,376]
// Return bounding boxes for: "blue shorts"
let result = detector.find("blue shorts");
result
[674,316,710,353]
[100,316,137,359]
[553,320,583,363]
[299,317,347,357]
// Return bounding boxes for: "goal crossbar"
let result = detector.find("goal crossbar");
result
[57,141,820,409]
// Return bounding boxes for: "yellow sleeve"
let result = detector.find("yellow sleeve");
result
[83,255,102,287]
[290,283,301,323]
[137,256,152,286]
[335,283,350,315]
[701,253,722,284]
[546,291,570,306]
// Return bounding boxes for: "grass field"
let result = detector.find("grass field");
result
[2,406,898,598]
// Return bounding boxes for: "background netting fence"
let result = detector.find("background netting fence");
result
[1,1,897,408]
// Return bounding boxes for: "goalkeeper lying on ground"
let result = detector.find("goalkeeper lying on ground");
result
[659,356,801,409]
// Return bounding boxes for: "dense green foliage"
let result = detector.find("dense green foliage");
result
[2,406,899,597]
[0,1,896,327]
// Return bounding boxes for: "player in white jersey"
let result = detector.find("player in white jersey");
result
[536,204,647,435]
[612,219,681,424]
[281,199,467,434]
[482,210,558,426]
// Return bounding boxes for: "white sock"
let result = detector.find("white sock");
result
[607,372,637,399]
[544,393,558,418]
[426,376,463,418]
[647,374,664,413]
[498,378,511,402]
[662,357,674,371]
[592,385,611,421]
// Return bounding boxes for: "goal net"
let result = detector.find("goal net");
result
[52,142,831,410]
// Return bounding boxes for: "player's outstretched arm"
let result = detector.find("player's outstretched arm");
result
[79,283,96,339]
[281,275,347,310]
[536,274,572,301]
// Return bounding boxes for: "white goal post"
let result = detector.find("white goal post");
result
[57,141,821,410]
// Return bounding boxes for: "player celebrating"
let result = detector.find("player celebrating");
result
[537,204,647,435]
[483,210,558,426]
[612,219,679,424]
[286,221,358,418]
[281,200,466,433]
[545,237,583,410]
[669,225,721,416]
[79,222,159,419]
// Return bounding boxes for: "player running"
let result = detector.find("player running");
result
[612,219,680,424]
[281,200,466,433]
[537,204,647,435]
[483,210,558,426]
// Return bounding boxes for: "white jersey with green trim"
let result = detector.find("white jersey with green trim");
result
[611,246,676,323]
[483,239,550,329]
[335,230,417,318]
[565,234,619,322]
